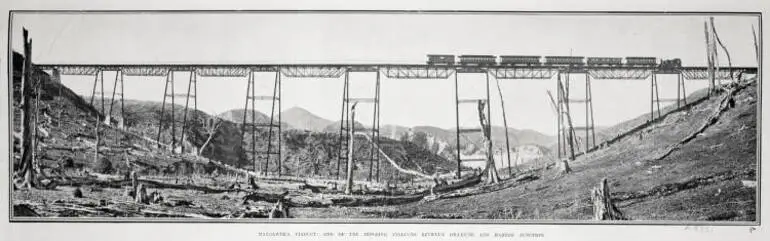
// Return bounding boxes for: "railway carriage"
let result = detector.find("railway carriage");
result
[586,57,622,66]
[458,55,498,66]
[544,56,585,66]
[499,55,542,66]
[625,57,658,66]
[426,55,456,65]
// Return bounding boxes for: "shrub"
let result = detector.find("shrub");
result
[92,158,114,174]
[62,157,75,168]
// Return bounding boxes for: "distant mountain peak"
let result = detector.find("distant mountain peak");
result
[281,106,333,132]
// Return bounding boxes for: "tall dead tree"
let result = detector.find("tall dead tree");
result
[199,115,222,156]
[478,100,500,184]
[556,79,578,160]
[752,25,759,65]
[17,28,37,189]
[704,21,717,93]
[492,74,514,178]
[344,102,358,195]
[709,17,734,83]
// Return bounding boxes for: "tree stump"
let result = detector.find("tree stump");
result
[268,200,289,219]
[149,191,163,204]
[591,178,626,220]
[248,176,259,190]
[135,183,147,204]
[130,171,138,194]
[560,159,572,174]
[72,187,83,198]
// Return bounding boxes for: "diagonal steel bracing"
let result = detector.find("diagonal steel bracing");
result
[680,69,743,80]
[588,69,651,79]
[383,66,454,79]
[281,66,347,78]
[196,66,250,77]
[490,67,557,79]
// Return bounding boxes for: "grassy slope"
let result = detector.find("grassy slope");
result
[408,82,756,220]
[550,87,713,153]
[300,81,757,220]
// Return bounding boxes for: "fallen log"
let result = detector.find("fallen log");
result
[422,174,536,202]
[140,209,214,219]
[242,191,289,205]
[206,158,384,188]
[56,174,249,194]
[650,82,748,162]
[354,133,434,180]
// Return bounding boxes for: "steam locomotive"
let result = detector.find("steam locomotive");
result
[426,54,682,69]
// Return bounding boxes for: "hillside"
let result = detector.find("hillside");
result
[217,108,291,129]
[280,106,333,132]
[295,78,758,220]
[550,88,713,154]
[13,62,460,184]
[322,120,368,133]
[379,124,555,167]
[381,125,554,148]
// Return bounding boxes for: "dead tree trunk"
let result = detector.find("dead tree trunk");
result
[135,183,147,204]
[493,73,514,178]
[198,116,221,156]
[478,100,500,184]
[592,178,626,220]
[557,79,578,160]
[17,28,37,189]
[344,103,357,195]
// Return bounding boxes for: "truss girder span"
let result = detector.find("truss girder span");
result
[490,68,557,79]
[383,66,454,79]
[56,66,100,76]
[588,69,652,80]
[681,69,742,80]
[122,67,171,76]
[195,67,250,77]
[280,66,346,78]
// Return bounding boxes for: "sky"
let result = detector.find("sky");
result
[10,12,760,135]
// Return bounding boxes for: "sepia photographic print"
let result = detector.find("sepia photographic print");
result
[1,1,768,240]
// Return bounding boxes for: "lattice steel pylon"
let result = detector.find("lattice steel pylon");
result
[89,70,126,130]
[453,69,492,179]
[88,70,106,159]
[555,70,595,159]
[157,71,198,153]
[241,70,282,176]
[107,71,126,130]
[179,70,198,153]
[650,71,687,120]
[336,69,381,181]
[89,70,106,121]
